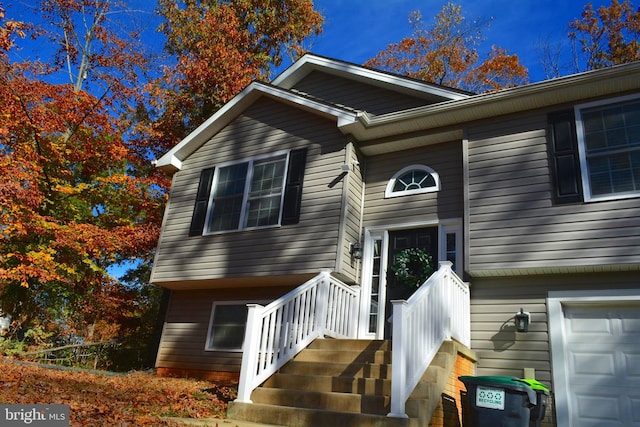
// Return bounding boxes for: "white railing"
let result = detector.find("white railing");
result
[388,261,470,418]
[236,270,360,402]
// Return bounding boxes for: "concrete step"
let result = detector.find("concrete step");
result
[251,387,390,415]
[308,339,391,351]
[278,360,391,379]
[227,402,416,427]
[263,373,392,395]
[293,348,391,364]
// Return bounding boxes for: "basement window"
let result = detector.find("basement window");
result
[205,303,249,351]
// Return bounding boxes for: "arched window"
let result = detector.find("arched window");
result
[385,165,440,198]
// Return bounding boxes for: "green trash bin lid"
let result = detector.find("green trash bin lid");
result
[459,376,537,405]
[520,378,550,394]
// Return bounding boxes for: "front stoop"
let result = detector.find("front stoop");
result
[227,339,470,427]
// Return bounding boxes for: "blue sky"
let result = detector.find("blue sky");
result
[309,0,590,82]
[7,0,593,83]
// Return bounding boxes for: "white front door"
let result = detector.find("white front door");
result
[549,293,640,427]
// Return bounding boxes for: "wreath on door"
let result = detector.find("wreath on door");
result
[390,248,434,289]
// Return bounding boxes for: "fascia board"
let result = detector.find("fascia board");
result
[273,54,470,101]
[155,82,359,173]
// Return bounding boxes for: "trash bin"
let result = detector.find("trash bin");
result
[459,376,537,427]
[520,379,550,427]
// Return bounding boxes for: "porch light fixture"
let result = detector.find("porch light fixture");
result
[515,308,530,333]
[350,242,363,260]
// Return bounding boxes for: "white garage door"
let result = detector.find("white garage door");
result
[563,303,640,427]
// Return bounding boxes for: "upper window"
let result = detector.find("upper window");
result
[576,95,640,201]
[206,153,288,233]
[385,165,440,198]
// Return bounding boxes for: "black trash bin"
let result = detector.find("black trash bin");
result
[520,379,550,427]
[459,376,537,427]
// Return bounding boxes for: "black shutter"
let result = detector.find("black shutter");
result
[189,167,214,236]
[281,148,307,225]
[547,110,583,204]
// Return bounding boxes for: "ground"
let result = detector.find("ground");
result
[0,357,237,426]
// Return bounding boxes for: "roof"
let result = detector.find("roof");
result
[155,54,640,173]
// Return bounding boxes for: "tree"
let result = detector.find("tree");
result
[365,3,528,93]
[145,0,324,153]
[0,1,164,348]
[569,0,640,71]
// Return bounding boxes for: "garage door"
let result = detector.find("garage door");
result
[563,303,640,427]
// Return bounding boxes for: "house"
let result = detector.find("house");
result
[151,54,640,427]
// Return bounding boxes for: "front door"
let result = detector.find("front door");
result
[383,227,438,338]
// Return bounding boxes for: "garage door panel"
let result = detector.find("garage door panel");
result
[574,390,624,425]
[633,396,640,423]
[569,349,616,378]
[627,353,640,377]
[566,308,614,335]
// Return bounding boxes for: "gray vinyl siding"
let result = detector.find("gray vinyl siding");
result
[336,143,365,283]
[362,141,464,228]
[156,286,294,373]
[470,271,640,386]
[467,111,640,275]
[151,97,349,286]
[291,71,435,115]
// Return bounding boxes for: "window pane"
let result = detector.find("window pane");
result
[392,170,436,192]
[209,196,243,231]
[208,305,248,350]
[214,163,248,197]
[245,156,286,228]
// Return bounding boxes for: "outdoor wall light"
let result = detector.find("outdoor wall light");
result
[350,242,363,260]
[515,308,531,333]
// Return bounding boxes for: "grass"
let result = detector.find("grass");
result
[0,357,237,426]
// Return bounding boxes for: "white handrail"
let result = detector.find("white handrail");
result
[388,261,470,418]
[236,271,360,402]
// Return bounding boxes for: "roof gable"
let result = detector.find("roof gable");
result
[273,54,471,104]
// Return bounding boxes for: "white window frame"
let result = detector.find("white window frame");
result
[575,93,640,202]
[385,164,441,198]
[204,150,290,234]
[205,300,268,352]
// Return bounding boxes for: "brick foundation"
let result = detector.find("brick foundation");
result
[429,344,477,427]
[156,367,240,383]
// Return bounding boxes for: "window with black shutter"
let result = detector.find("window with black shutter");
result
[189,148,307,235]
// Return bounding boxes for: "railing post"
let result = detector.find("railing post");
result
[438,261,454,341]
[316,270,331,338]
[236,304,263,403]
[388,299,409,419]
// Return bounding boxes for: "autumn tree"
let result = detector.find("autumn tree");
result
[365,3,528,92]
[569,0,640,70]
[0,1,164,351]
[145,0,324,153]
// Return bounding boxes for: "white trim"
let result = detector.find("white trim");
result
[359,230,389,339]
[154,81,359,173]
[384,165,441,198]
[575,93,640,202]
[272,54,470,101]
[547,289,640,427]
